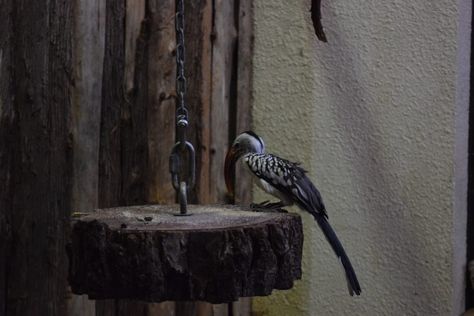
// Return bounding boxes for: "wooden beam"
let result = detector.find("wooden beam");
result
[6,0,74,314]
[145,1,178,315]
[0,0,13,313]
[230,1,255,313]
[184,0,213,205]
[69,1,106,314]
[234,0,254,205]
[209,0,238,203]
[98,0,126,209]
[96,0,126,314]
[146,0,177,205]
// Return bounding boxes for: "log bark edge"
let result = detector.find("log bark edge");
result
[68,205,303,304]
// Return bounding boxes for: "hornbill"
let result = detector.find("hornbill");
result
[224,131,361,296]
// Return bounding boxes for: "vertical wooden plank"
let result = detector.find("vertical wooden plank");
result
[0,0,13,314]
[146,0,177,206]
[68,1,106,314]
[209,0,238,204]
[175,303,197,316]
[44,1,75,313]
[114,0,151,313]
[148,303,176,316]
[210,1,238,315]
[185,0,213,205]
[231,1,254,313]
[120,0,149,207]
[113,3,149,315]
[176,302,213,316]
[232,299,252,316]
[212,304,228,316]
[234,0,254,205]
[175,0,214,315]
[118,2,152,314]
[96,302,117,316]
[98,0,126,209]
[97,0,125,314]
[72,0,106,213]
[8,3,49,313]
[7,0,74,315]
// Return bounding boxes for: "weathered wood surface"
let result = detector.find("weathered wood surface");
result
[210,0,237,203]
[234,0,254,206]
[184,0,237,314]
[0,0,254,314]
[185,0,213,205]
[179,3,213,314]
[69,1,106,315]
[68,205,303,304]
[1,1,74,315]
[232,1,254,311]
[95,2,126,313]
[0,0,13,314]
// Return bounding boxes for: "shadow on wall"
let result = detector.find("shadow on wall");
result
[311,3,433,312]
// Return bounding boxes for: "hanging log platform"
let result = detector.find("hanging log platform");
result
[67,205,303,304]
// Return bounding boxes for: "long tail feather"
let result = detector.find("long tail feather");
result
[314,215,361,296]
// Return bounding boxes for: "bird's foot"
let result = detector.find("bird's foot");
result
[250,201,287,213]
[250,200,269,209]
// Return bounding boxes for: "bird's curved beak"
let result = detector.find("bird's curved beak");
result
[224,145,240,197]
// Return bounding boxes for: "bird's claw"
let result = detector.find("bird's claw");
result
[250,201,287,213]
[250,200,269,209]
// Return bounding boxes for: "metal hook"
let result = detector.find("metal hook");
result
[176,181,191,216]
[169,141,195,215]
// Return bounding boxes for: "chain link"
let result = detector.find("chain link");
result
[170,0,195,216]
[175,0,186,119]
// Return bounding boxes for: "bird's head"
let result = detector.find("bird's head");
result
[224,131,265,197]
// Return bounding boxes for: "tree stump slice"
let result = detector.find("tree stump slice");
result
[67,204,303,304]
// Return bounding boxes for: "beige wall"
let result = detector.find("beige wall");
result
[251,0,471,315]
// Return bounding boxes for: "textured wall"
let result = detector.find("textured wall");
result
[251,0,471,315]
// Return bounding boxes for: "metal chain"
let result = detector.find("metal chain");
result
[170,0,195,216]
[175,0,186,122]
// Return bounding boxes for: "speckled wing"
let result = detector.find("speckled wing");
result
[244,153,327,218]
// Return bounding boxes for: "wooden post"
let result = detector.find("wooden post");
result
[95,0,126,314]
[0,0,13,313]
[69,0,107,315]
[233,1,255,313]
[184,0,213,205]
[235,0,254,205]
[210,0,237,203]
[4,1,74,315]
[144,0,177,314]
